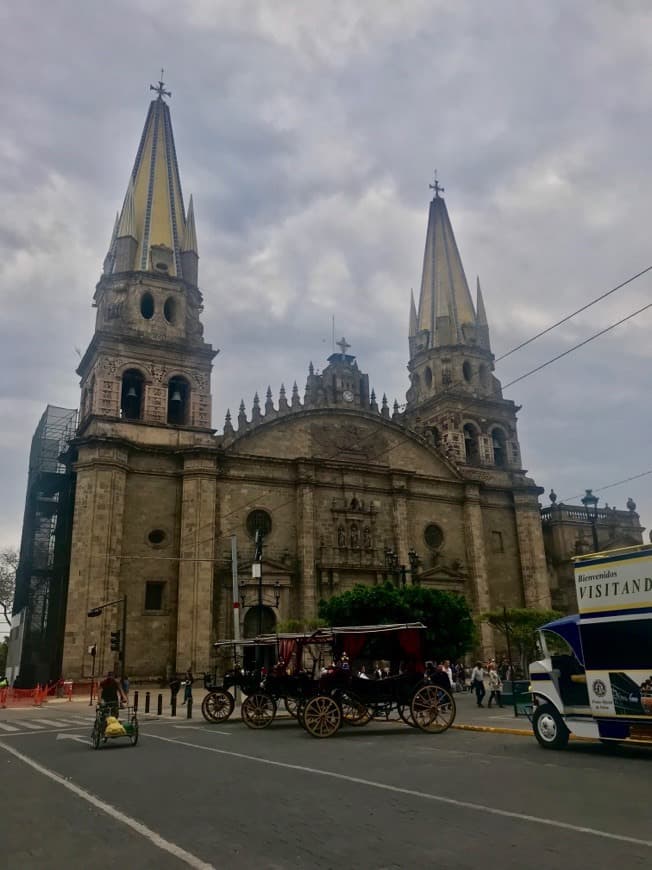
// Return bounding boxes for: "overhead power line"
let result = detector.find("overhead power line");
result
[562,468,652,503]
[495,264,652,362]
[503,301,652,390]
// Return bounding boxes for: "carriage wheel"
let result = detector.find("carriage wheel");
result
[202,690,235,723]
[302,695,342,738]
[411,684,456,733]
[130,717,139,746]
[397,703,418,727]
[296,698,309,728]
[284,697,299,718]
[339,692,372,726]
[241,692,276,729]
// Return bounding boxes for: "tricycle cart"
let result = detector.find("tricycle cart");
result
[90,703,138,749]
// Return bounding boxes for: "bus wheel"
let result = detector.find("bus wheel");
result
[533,703,569,750]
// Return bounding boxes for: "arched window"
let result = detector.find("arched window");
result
[425,366,433,387]
[120,369,144,420]
[140,292,154,320]
[431,427,441,447]
[462,360,472,383]
[167,376,190,425]
[492,428,507,467]
[463,423,480,463]
[163,297,176,324]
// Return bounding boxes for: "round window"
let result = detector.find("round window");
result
[424,524,444,550]
[140,292,154,320]
[147,529,167,546]
[246,509,272,539]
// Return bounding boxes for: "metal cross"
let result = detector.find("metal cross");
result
[336,336,351,355]
[429,170,444,198]
[150,69,171,101]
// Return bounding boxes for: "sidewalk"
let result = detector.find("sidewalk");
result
[450,690,533,736]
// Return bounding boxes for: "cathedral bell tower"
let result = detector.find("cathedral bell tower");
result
[405,178,521,470]
[77,77,216,432]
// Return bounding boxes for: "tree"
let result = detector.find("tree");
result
[0,548,18,630]
[318,583,476,662]
[0,639,7,674]
[483,608,563,675]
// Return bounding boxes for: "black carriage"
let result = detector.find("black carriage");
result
[298,623,456,738]
[202,633,331,728]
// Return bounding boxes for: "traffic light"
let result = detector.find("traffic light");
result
[110,630,121,652]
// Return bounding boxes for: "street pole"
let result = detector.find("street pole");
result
[503,605,518,718]
[88,645,96,706]
[121,595,127,681]
[231,535,241,705]
[590,517,599,552]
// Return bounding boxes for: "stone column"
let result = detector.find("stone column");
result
[296,462,317,619]
[62,444,128,680]
[176,451,217,673]
[391,473,410,565]
[463,484,494,657]
[513,490,551,609]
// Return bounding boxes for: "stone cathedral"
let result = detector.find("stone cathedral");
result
[60,84,551,681]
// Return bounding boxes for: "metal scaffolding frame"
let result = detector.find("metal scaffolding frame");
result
[13,405,77,686]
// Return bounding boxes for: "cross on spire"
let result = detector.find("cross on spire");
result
[150,70,171,101]
[336,336,351,356]
[429,169,444,198]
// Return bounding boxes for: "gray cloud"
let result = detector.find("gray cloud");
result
[1,0,652,546]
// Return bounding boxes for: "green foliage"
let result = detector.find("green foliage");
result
[276,617,328,634]
[0,548,18,629]
[318,583,475,661]
[0,639,7,675]
[483,608,563,671]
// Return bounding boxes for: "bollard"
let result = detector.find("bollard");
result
[133,690,139,712]
[145,691,150,714]
[171,696,177,717]
[157,694,163,716]
[186,696,192,719]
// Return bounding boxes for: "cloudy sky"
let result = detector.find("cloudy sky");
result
[1,0,652,549]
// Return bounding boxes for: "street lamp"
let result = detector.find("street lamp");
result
[384,547,420,588]
[581,488,600,552]
[87,595,128,680]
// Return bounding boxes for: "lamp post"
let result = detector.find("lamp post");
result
[241,528,281,667]
[581,488,600,552]
[87,595,128,680]
[384,547,420,587]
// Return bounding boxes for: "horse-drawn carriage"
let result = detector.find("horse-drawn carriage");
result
[203,623,456,738]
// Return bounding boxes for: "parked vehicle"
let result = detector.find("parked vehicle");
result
[529,543,652,749]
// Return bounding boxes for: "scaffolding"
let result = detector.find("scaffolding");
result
[12,406,77,686]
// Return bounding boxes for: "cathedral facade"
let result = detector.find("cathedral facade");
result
[60,85,551,681]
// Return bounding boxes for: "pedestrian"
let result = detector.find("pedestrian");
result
[121,674,130,705]
[99,670,126,716]
[169,674,181,708]
[487,662,503,708]
[182,669,194,705]
[470,661,486,707]
[442,659,453,690]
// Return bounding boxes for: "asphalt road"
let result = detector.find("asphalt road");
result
[1,703,651,870]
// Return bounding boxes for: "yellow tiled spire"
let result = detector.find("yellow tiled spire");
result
[107,78,189,278]
[416,180,477,348]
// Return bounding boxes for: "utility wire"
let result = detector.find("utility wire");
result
[496,265,652,362]
[503,301,652,389]
[562,468,652,503]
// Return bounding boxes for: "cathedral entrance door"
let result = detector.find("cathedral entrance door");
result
[243,606,277,670]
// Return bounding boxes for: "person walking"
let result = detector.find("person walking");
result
[471,661,486,707]
[487,662,503,708]
[182,669,194,705]
[169,674,181,709]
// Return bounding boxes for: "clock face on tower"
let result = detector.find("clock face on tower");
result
[343,390,354,403]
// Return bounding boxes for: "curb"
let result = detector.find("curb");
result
[452,723,533,737]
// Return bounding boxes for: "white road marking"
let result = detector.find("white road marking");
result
[34,718,80,728]
[0,722,19,732]
[148,733,652,850]
[0,740,215,870]
[56,734,88,744]
[12,720,46,730]
[173,726,231,735]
